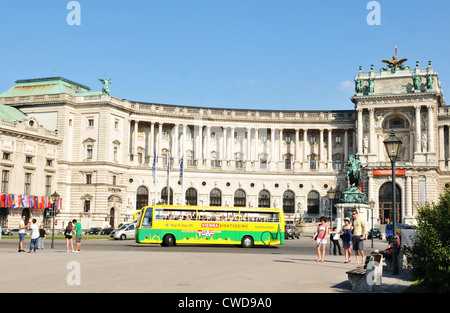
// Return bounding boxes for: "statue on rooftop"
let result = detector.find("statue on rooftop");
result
[98,77,112,95]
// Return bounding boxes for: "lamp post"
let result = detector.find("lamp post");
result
[327,187,336,255]
[50,191,60,249]
[383,130,402,275]
[369,199,375,249]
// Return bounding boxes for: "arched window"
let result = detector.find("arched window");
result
[185,188,197,206]
[258,190,270,208]
[234,189,246,207]
[136,186,149,210]
[283,190,295,213]
[307,191,320,214]
[210,189,222,206]
[161,187,173,205]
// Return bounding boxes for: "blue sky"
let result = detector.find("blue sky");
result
[1,0,449,111]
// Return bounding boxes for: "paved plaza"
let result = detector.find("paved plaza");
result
[0,234,413,294]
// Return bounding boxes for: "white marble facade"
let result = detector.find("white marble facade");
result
[1,61,449,230]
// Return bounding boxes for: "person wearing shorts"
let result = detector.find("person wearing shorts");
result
[18,215,27,252]
[73,219,82,252]
[351,209,366,264]
[313,216,329,263]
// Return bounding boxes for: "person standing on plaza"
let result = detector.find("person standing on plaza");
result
[330,227,342,256]
[38,223,46,250]
[28,219,39,253]
[18,215,27,252]
[341,217,353,263]
[351,209,366,264]
[0,222,2,241]
[73,219,82,252]
[65,222,75,252]
[312,216,329,263]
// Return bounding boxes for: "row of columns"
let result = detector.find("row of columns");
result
[129,121,355,170]
[357,105,436,157]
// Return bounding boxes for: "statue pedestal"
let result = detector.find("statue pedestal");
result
[335,203,370,229]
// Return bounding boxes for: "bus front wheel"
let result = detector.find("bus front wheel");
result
[162,234,176,247]
[241,235,254,248]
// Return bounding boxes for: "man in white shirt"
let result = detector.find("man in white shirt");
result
[18,215,27,252]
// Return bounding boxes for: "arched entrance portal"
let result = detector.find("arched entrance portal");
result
[378,182,402,224]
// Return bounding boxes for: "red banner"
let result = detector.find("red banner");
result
[373,169,406,176]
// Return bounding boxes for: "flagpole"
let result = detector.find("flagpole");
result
[166,136,172,205]
[180,154,185,206]
[152,148,158,205]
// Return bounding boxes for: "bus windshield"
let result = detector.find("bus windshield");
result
[141,207,153,228]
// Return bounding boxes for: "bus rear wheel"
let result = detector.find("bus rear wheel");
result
[162,234,176,247]
[241,235,254,248]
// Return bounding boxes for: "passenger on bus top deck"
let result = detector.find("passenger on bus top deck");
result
[186,215,191,221]
[168,214,174,220]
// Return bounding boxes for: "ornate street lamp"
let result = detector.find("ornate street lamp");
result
[383,130,402,275]
[50,191,60,249]
[327,187,336,254]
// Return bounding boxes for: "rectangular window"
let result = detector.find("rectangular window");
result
[260,159,267,169]
[2,153,10,160]
[46,159,53,166]
[86,174,92,184]
[45,175,51,196]
[310,159,317,170]
[235,158,243,169]
[25,156,33,163]
[285,158,292,170]
[335,159,342,170]
[84,200,90,213]
[211,157,220,168]
[24,173,31,195]
[87,145,93,159]
[1,170,9,193]
[88,119,94,127]
[112,175,117,186]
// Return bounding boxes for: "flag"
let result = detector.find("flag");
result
[1,194,6,207]
[17,195,22,208]
[395,43,397,56]
[179,154,184,182]
[152,148,157,184]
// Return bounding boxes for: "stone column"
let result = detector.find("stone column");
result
[319,129,325,170]
[344,129,349,162]
[149,122,154,162]
[133,120,138,162]
[279,128,283,169]
[295,128,300,170]
[197,124,203,167]
[157,123,163,167]
[327,128,333,170]
[221,126,227,169]
[173,124,179,166]
[415,105,422,154]
[205,125,211,169]
[405,174,412,221]
[427,104,434,154]
[303,129,308,170]
[357,109,363,155]
[439,125,445,169]
[369,108,376,154]
[270,127,276,170]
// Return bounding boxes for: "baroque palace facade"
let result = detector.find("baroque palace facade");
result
[1,57,449,230]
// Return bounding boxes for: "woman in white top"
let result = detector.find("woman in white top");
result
[28,219,40,253]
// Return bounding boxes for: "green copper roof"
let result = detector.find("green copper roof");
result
[0,77,101,97]
[0,104,28,122]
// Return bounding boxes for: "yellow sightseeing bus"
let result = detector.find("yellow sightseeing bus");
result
[135,205,285,248]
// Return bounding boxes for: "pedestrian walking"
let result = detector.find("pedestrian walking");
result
[18,215,27,252]
[28,219,39,253]
[351,209,366,264]
[312,216,329,263]
[330,227,342,256]
[38,223,46,250]
[65,222,75,252]
[341,217,353,263]
[73,219,82,252]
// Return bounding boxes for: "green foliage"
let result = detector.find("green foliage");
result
[404,189,450,293]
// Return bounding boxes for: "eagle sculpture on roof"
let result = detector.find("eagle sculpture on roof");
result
[381,55,409,73]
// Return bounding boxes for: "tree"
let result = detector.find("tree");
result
[404,189,450,292]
